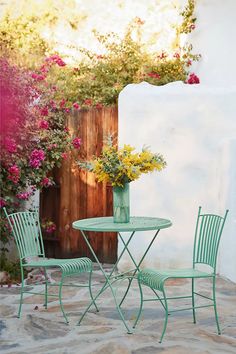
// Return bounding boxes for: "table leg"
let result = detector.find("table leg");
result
[118,229,160,307]
[77,230,133,333]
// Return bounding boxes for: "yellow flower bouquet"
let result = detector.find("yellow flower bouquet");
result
[78,138,166,222]
[78,139,166,187]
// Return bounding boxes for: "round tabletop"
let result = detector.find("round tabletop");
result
[72,216,172,232]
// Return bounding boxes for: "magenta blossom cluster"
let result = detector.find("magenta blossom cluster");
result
[39,120,49,129]
[187,73,200,84]
[29,149,45,168]
[72,137,81,149]
[31,55,66,83]
[41,177,53,187]
[7,165,20,184]
[16,190,33,200]
[45,224,56,233]
[42,220,56,234]
[73,102,80,110]
[40,107,49,116]
[4,138,17,153]
[45,54,66,67]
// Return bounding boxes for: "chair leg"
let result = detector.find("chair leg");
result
[17,267,24,318]
[212,277,221,335]
[159,287,169,343]
[43,267,48,309]
[191,278,196,324]
[59,275,69,324]
[133,279,144,329]
[119,278,132,307]
[88,269,99,312]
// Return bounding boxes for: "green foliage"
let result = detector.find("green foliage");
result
[0,0,86,68]
[179,0,196,34]
[37,14,200,109]
[0,14,49,68]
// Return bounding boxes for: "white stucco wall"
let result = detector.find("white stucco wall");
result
[190,0,236,86]
[118,82,236,282]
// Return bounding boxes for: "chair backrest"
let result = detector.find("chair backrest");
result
[193,206,229,272]
[3,208,45,261]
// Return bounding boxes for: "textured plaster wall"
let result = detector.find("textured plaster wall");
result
[118,82,236,282]
[190,0,236,86]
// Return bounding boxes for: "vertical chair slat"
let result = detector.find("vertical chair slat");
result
[205,215,215,265]
[208,215,218,267]
[13,213,25,259]
[196,214,205,262]
[211,217,222,267]
[202,215,214,265]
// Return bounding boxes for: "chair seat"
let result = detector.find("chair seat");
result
[23,257,92,275]
[138,268,213,291]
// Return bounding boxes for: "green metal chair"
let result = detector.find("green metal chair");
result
[3,208,98,323]
[134,206,229,342]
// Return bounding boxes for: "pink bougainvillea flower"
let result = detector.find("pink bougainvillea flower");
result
[65,108,70,113]
[187,73,200,84]
[40,64,49,74]
[40,107,49,116]
[8,165,20,175]
[45,224,56,233]
[29,149,45,168]
[39,120,49,129]
[60,99,66,108]
[4,137,17,153]
[84,99,92,106]
[45,54,66,67]
[72,137,81,149]
[7,164,20,184]
[95,103,103,109]
[73,102,80,110]
[64,126,69,132]
[41,177,53,187]
[147,72,160,79]
[186,59,192,67]
[57,59,66,67]
[61,152,68,159]
[16,191,33,200]
[47,143,57,151]
[50,100,56,108]
[31,73,46,81]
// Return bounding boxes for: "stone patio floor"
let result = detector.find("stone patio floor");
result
[0,265,236,354]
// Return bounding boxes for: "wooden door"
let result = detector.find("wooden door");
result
[40,106,118,263]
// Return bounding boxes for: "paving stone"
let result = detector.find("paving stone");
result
[0,269,235,354]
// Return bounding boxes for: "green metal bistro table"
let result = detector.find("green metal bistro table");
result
[72,216,172,333]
